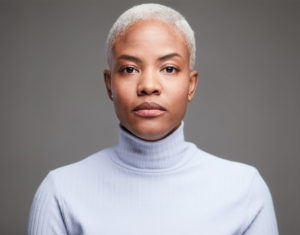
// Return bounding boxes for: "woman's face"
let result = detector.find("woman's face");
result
[104,19,198,141]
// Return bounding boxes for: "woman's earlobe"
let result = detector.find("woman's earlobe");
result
[104,69,113,101]
[188,70,199,102]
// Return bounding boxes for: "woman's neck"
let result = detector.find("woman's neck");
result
[112,121,194,172]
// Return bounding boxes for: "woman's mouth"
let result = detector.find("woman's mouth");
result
[132,102,166,117]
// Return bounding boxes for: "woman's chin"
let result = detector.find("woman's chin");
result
[123,121,181,142]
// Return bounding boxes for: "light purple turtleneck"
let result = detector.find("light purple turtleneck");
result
[27,122,278,234]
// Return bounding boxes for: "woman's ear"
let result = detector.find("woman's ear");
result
[104,69,113,101]
[187,70,198,102]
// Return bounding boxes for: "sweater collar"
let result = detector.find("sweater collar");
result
[112,121,191,171]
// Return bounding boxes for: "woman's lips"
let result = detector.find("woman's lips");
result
[133,102,166,117]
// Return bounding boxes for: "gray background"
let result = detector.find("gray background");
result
[1,0,299,234]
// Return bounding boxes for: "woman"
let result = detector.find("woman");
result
[28,3,279,235]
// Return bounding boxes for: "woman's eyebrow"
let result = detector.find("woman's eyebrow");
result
[116,53,181,63]
[158,53,182,61]
[117,54,141,63]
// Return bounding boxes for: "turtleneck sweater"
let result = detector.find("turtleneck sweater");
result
[27,122,279,235]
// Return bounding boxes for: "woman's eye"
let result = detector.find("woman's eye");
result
[163,66,178,73]
[120,67,137,74]
[125,67,134,73]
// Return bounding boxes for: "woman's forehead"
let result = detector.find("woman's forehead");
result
[112,19,190,63]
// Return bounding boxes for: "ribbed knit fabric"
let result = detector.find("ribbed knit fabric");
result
[27,122,279,235]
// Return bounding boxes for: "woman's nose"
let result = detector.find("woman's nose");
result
[137,71,162,96]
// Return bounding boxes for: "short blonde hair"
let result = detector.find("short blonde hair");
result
[106,3,196,70]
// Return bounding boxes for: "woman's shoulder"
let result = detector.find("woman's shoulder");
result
[45,147,116,185]
[187,145,269,196]
[191,145,258,177]
[191,146,274,206]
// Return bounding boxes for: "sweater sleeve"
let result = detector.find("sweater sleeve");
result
[242,170,279,235]
[27,171,68,235]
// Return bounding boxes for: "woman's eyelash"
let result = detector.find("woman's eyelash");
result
[162,66,179,73]
[119,66,138,73]
[119,66,179,74]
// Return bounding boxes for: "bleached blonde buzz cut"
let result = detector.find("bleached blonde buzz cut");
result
[106,3,196,70]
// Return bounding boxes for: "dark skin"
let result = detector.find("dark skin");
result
[104,19,198,141]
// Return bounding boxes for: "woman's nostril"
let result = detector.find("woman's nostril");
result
[139,88,160,96]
